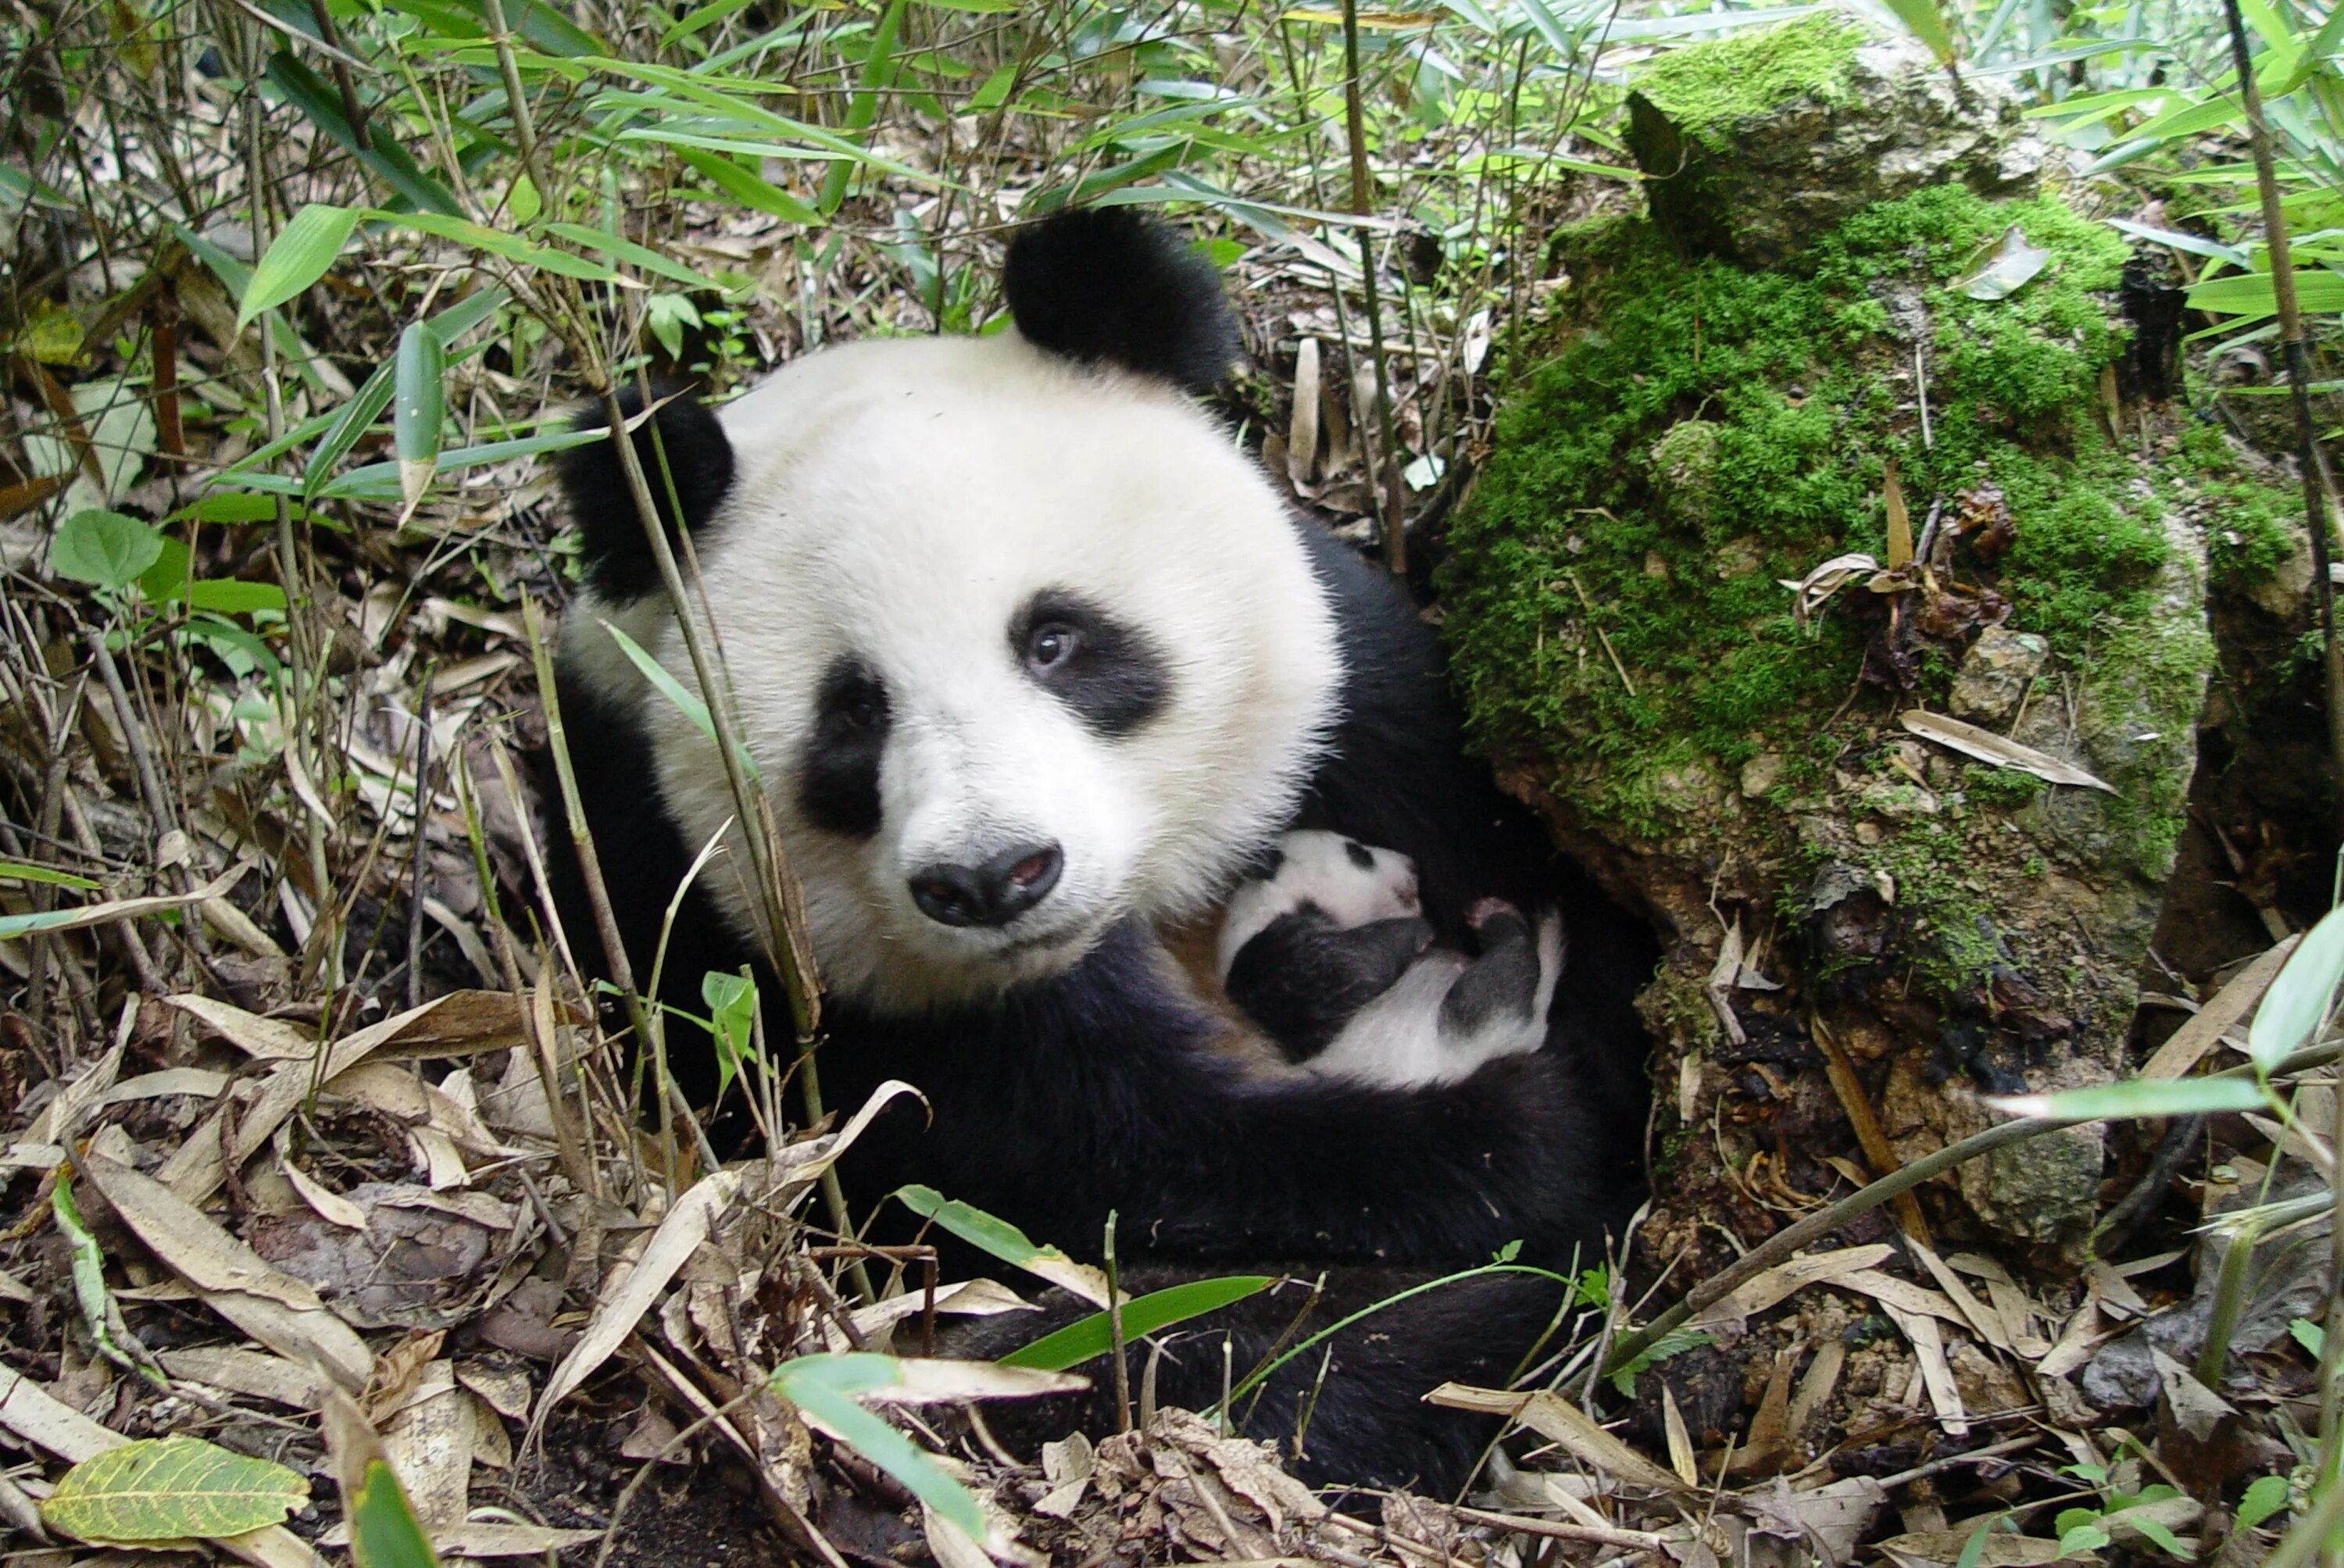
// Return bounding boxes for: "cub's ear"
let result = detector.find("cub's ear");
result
[555,385,734,601]
[1003,208,1240,393]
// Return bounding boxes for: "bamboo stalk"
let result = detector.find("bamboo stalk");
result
[1340,0,1407,579]
[2217,0,2344,1534]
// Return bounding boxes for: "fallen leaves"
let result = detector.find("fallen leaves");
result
[41,1436,309,1547]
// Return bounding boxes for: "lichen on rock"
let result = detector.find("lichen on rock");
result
[1438,16,2231,1258]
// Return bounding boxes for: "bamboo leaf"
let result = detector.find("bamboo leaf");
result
[1984,1076,2273,1121]
[41,1437,307,1545]
[674,148,819,223]
[238,204,360,330]
[893,1184,1113,1305]
[769,1355,984,1539]
[2247,902,2344,1070]
[1000,1277,1275,1370]
[304,355,398,501]
[394,323,445,509]
[1878,0,1955,63]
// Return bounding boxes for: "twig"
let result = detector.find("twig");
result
[1340,0,1406,579]
[1104,1209,1131,1434]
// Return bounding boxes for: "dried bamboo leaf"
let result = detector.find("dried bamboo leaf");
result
[1898,709,2115,792]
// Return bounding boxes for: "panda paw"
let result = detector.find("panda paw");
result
[1467,898,1530,947]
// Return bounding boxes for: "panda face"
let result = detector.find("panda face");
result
[609,334,1343,1013]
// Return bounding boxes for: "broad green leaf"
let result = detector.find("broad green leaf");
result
[139,535,190,602]
[238,204,359,330]
[2056,1521,2110,1559]
[2292,1316,2327,1357]
[674,148,820,223]
[702,969,758,1102]
[2249,904,2344,1070]
[769,1355,983,1539]
[1878,0,1954,63]
[2128,92,2244,145]
[2188,268,2344,317]
[51,509,163,588]
[1000,1276,1276,1370]
[820,0,908,213]
[346,1458,439,1568]
[304,355,398,501]
[187,580,288,616]
[2239,1473,2296,1530]
[172,493,282,525]
[423,286,510,345]
[1953,1520,1999,1568]
[508,173,541,223]
[1986,1077,2273,1121]
[2127,1513,2187,1557]
[41,1438,307,1545]
[2106,217,2249,270]
[394,322,445,508]
[0,861,100,890]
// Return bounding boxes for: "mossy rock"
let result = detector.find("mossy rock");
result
[1439,180,2224,1255]
[1624,13,2044,266]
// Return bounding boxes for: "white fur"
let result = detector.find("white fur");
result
[1213,829,1420,979]
[1306,913,1563,1087]
[1217,830,1562,1088]
[565,333,1344,1014]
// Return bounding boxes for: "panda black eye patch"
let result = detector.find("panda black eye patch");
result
[1009,589,1170,737]
[798,655,888,839]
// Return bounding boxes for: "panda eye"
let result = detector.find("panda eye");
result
[1024,621,1081,673]
[838,691,884,730]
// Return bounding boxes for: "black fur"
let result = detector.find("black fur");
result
[1003,208,1241,392]
[556,383,735,602]
[1439,909,1540,1035]
[1224,909,1431,1059]
[1012,588,1171,737]
[798,656,889,839]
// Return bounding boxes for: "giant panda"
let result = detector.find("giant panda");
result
[545,209,1653,1492]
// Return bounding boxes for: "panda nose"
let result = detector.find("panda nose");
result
[908,843,1063,928]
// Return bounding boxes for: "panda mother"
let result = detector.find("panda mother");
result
[549,209,1652,1494]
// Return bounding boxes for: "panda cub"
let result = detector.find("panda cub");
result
[1218,830,1563,1086]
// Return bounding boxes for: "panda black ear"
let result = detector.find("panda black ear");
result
[555,384,734,601]
[1003,208,1241,393]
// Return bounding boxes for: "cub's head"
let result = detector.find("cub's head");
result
[558,211,1343,1013]
[1215,830,1422,981]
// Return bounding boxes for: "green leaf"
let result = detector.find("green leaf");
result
[238,204,359,330]
[395,322,445,509]
[2186,268,2344,319]
[346,1458,440,1568]
[1987,1077,2273,1121]
[542,221,711,289]
[2128,92,2244,145]
[41,1438,308,1545]
[423,286,510,345]
[674,148,819,223]
[186,580,288,616]
[600,621,761,783]
[366,210,615,281]
[2291,1316,2327,1357]
[51,509,163,588]
[770,1355,984,1540]
[304,355,398,501]
[894,1184,1067,1275]
[1609,1325,1717,1396]
[139,535,189,602]
[1953,1518,2003,1568]
[0,861,101,891]
[2249,904,2344,1070]
[2056,1520,2110,1559]
[1000,1277,1275,1370]
[1878,0,1954,63]
[508,173,541,223]
[265,54,461,217]
[702,969,758,1102]
[2127,1513,2187,1557]
[2239,1473,2296,1530]
[820,0,908,213]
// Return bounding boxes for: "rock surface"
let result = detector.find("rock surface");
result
[1624,15,2046,266]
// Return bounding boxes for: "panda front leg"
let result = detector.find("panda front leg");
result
[1433,900,1567,1066]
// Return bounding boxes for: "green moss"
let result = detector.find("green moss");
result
[1442,183,2157,848]
[1962,764,2045,809]
[1630,12,1870,149]
[2177,419,2296,591]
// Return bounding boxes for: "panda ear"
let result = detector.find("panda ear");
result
[1003,208,1241,392]
[556,384,734,601]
